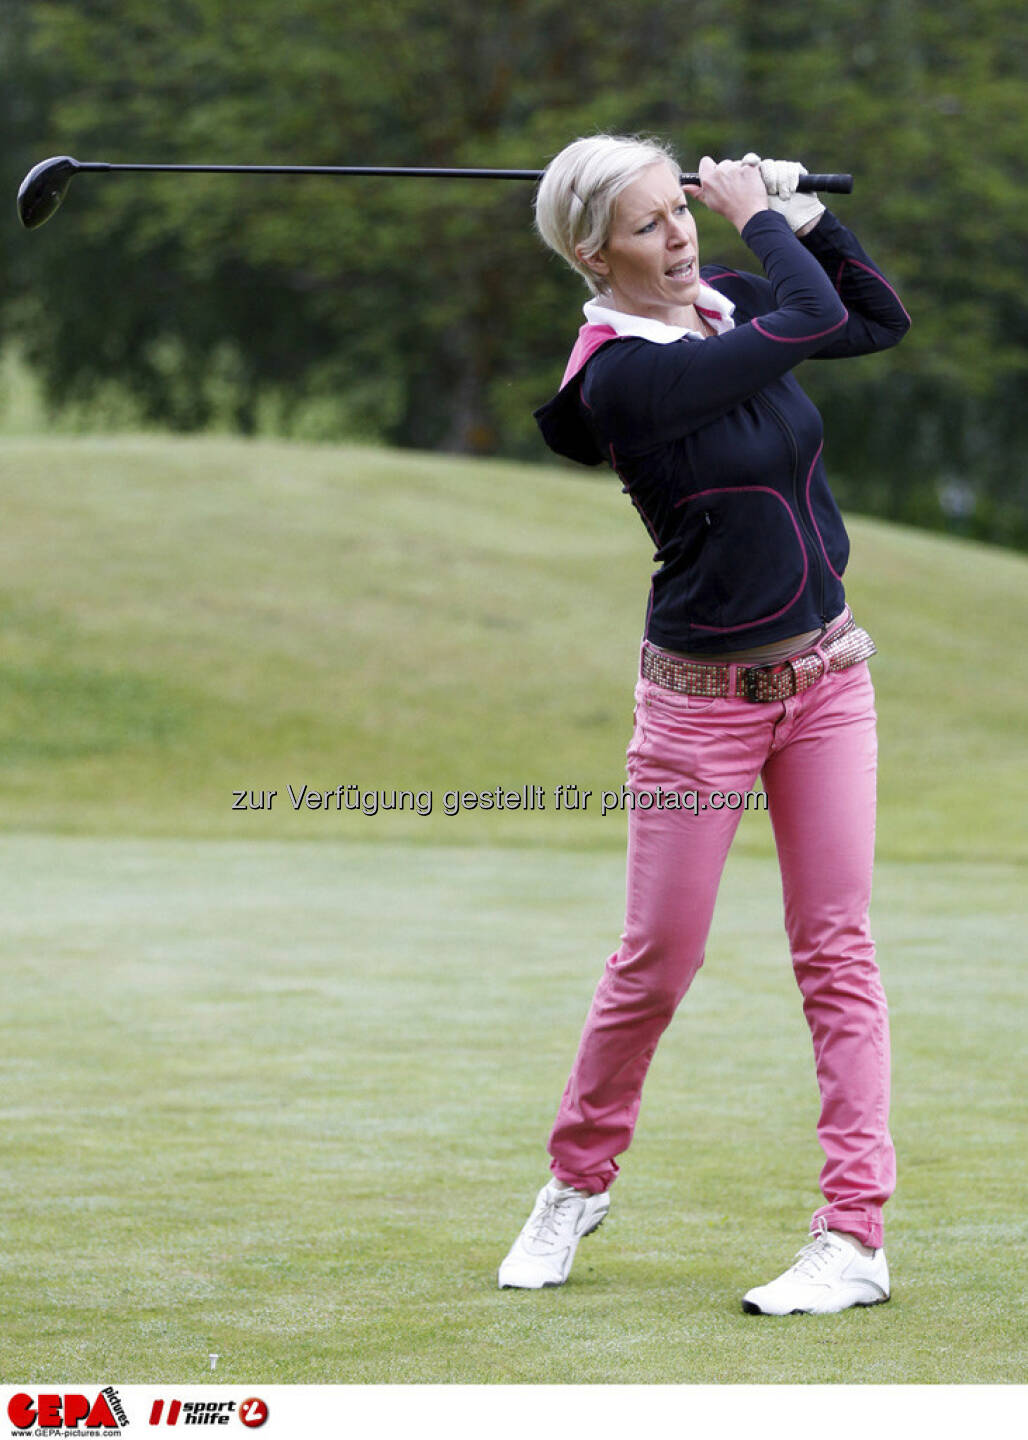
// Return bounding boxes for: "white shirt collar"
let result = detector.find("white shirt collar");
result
[583,282,735,343]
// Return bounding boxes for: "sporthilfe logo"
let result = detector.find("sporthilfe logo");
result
[147,1398,268,1428]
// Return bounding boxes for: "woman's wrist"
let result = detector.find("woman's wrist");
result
[794,213,823,238]
[739,208,785,243]
[731,201,770,235]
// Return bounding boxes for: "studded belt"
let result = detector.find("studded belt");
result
[641,618,877,703]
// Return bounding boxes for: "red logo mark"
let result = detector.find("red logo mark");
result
[8,1392,120,1430]
[149,1398,182,1425]
[239,1397,269,1429]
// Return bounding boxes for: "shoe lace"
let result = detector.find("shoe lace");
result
[527,1189,580,1246]
[788,1219,842,1280]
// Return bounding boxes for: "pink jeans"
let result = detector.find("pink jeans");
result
[548,642,895,1249]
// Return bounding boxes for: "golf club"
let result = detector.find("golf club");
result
[16,154,853,230]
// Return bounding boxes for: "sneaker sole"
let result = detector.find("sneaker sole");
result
[741,1293,890,1316]
[498,1211,609,1290]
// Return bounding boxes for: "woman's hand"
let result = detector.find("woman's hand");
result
[683,156,769,234]
[741,153,826,236]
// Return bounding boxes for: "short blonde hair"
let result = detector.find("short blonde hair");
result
[534,134,681,296]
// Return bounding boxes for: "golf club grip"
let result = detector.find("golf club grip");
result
[799,173,853,194]
[680,172,853,194]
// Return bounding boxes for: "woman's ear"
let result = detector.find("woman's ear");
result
[575,244,610,280]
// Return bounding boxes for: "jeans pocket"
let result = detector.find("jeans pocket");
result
[644,686,720,717]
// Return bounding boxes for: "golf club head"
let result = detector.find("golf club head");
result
[17,155,80,229]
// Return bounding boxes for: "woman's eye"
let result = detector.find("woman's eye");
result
[636,221,657,234]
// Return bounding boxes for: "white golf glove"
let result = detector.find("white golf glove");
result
[742,153,825,233]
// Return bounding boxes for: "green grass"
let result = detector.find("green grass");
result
[0,836,1022,1383]
[0,433,1024,1385]
[0,434,1025,857]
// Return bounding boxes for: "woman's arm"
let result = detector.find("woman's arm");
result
[695,211,910,360]
[582,209,849,455]
[742,154,910,356]
[799,210,911,357]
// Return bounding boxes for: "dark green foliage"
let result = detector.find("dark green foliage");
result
[2,0,1026,545]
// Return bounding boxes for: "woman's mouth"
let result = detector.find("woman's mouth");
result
[665,259,696,281]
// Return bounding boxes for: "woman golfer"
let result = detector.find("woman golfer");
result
[499,136,910,1314]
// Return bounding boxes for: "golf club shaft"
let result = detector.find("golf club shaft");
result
[73,162,544,181]
[71,162,852,192]
[17,154,856,230]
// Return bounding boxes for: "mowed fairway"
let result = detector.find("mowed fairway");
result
[0,435,1025,1385]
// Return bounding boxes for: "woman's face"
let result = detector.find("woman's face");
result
[581,162,701,323]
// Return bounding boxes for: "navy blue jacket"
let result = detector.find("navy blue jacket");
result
[534,210,910,653]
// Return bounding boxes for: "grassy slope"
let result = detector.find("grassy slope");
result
[0,434,1025,857]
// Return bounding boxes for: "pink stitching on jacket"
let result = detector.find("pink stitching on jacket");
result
[804,440,843,581]
[675,486,809,633]
[751,313,848,344]
[835,257,912,328]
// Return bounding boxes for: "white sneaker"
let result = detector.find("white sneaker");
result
[742,1221,890,1315]
[498,1180,610,1289]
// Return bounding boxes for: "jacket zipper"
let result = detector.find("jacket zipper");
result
[756,393,827,624]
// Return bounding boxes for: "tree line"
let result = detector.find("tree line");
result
[2,0,1025,547]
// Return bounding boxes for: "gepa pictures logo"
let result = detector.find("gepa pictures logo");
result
[8,1387,129,1433]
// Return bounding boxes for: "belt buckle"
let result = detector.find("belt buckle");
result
[740,664,777,703]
